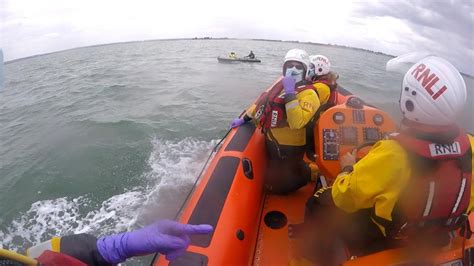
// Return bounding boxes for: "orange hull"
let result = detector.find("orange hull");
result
[153,87,474,266]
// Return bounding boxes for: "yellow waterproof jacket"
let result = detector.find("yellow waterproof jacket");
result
[312,82,331,105]
[332,135,474,234]
[246,87,320,146]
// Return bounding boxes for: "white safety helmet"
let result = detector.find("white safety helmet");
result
[309,55,331,77]
[283,49,310,79]
[400,56,467,126]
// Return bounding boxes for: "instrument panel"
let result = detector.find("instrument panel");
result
[315,96,397,180]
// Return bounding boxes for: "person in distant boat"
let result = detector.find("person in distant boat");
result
[1,220,213,265]
[298,56,474,264]
[230,49,321,194]
[229,52,237,59]
[247,51,255,59]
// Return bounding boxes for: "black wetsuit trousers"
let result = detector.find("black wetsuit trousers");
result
[264,138,311,195]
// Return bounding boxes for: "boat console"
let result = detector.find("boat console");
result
[315,96,397,180]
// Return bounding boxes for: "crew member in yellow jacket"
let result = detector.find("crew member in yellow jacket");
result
[301,56,474,264]
[307,54,338,106]
[305,54,340,158]
[230,49,320,194]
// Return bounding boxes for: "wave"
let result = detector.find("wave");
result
[0,137,216,252]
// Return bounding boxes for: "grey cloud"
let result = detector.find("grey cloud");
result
[355,0,474,75]
[355,0,472,37]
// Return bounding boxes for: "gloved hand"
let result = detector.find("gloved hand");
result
[282,76,296,95]
[97,220,213,263]
[230,117,246,128]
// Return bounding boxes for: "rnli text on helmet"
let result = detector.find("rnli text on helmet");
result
[316,56,329,64]
[411,63,448,100]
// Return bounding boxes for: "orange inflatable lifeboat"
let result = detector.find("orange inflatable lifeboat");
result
[153,81,474,266]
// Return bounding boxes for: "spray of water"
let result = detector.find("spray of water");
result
[0,137,215,252]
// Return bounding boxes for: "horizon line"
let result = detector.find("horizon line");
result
[4,37,395,64]
[4,37,473,78]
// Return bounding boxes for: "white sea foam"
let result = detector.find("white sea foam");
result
[132,137,217,226]
[0,137,215,252]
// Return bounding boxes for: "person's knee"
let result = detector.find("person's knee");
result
[265,162,308,195]
[311,187,335,207]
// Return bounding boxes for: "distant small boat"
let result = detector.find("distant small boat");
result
[217,56,261,63]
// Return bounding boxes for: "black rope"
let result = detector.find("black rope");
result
[149,128,232,265]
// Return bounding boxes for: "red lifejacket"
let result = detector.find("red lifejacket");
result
[312,78,338,106]
[254,80,313,129]
[37,250,87,266]
[392,130,472,231]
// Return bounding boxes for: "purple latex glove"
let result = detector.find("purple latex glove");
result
[282,76,296,95]
[97,220,213,263]
[230,117,246,128]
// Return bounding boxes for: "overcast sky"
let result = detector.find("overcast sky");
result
[1,0,473,75]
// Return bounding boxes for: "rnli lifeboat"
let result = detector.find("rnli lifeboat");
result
[152,78,474,266]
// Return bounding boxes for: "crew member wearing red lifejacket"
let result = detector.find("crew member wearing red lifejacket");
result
[0,220,212,265]
[308,54,339,108]
[230,49,321,194]
[301,56,474,264]
[306,55,340,158]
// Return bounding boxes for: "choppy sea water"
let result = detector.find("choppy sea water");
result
[0,39,472,264]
